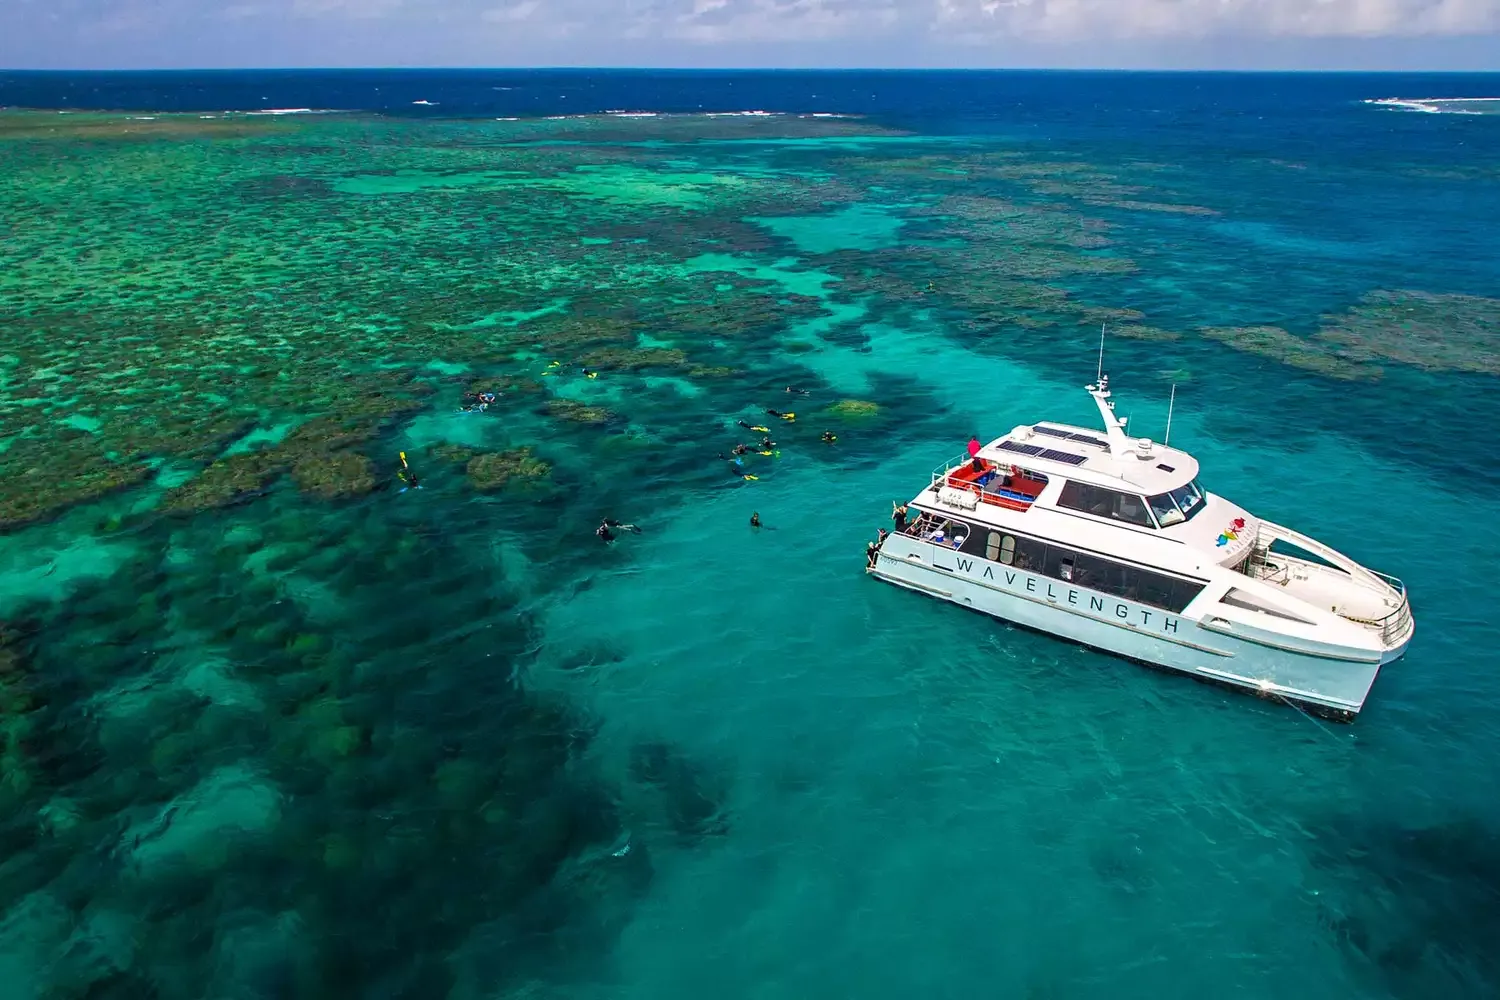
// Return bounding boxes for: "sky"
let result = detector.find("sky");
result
[2,0,1500,71]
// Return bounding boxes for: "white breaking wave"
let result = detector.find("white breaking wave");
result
[605,110,659,118]
[1366,97,1500,116]
[243,108,347,116]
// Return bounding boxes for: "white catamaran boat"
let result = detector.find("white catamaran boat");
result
[867,375,1413,719]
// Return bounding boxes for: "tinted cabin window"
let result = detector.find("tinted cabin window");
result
[999,535,1016,565]
[985,532,1001,561]
[1169,480,1206,522]
[1057,481,1156,528]
[1012,535,1048,571]
[1147,493,1184,526]
[1040,545,1203,613]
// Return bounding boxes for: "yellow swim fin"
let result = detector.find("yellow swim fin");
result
[743,474,759,481]
[586,372,598,379]
[781,412,796,421]
[399,451,409,468]
[751,425,770,433]
[758,450,773,456]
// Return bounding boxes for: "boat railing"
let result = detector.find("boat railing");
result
[928,455,1037,512]
[1252,520,1413,648]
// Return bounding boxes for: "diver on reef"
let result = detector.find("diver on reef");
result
[820,431,837,443]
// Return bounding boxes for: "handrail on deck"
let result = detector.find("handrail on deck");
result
[1254,522,1413,647]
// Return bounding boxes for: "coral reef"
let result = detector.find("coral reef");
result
[546,400,614,425]
[828,399,881,420]
[1316,290,1500,375]
[1199,326,1382,381]
[467,448,552,491]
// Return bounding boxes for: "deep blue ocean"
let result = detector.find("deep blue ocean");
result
[2,70,1500,1000]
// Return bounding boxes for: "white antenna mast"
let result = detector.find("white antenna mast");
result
[1164,383,1177,447]
[1096,322,1106,383]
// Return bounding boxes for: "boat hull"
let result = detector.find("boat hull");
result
[871,538,1396,720]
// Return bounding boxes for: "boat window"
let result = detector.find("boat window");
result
[1016,535,1049,571]
[984,532,1001,561]
[1057,481,1156,528]
[1168,480,1205,522]
[1221,588,1313,624]
[1041,546,1202,613]
[999,535,1016,565]
[1147,492,1184,527]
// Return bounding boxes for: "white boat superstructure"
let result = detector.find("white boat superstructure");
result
[867,375,1413,719]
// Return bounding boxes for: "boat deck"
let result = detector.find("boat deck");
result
[940,459,1049,511]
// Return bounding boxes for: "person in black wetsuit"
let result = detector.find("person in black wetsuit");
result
[750,512,761,528]
[785,386,810,396]
[892,503,909,532]
[820,431,837,443]
[731,444,752,456]
[597,518,639,542]
[759,437,776,450]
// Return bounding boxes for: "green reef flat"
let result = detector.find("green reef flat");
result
[1,98,1499,1000]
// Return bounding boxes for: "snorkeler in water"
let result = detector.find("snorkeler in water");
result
[820,431,837,443]
[397,452,422,492]
[759,437,776,450]
[581,367,599,379]
[597,517,641,543]
[731,443,752,456]
[750,512,761,528]
[785,386,811,396]
[765,409,796,422]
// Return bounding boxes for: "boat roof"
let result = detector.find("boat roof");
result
[977,397,1200,498]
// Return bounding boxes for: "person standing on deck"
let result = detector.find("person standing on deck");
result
[967,435,983,473]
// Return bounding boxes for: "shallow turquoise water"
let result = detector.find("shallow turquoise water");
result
[3,71,1500,1000]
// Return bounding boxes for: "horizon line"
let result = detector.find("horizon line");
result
[5,66,1500,75]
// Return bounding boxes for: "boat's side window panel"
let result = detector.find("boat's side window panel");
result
[1057,481,1156,528]
[998,535,1016,565]
[1010,535,1048,571]
[1069,552,1130,597]
[1035,544,1203,613]
[984,532,1001,561]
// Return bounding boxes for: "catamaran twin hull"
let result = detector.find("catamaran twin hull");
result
[870,535,1395,720]
[867,375,1413,721]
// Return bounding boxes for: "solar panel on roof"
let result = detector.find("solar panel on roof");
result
[1038,448,1088,466]
[1032,426,1073,439]
[997,440,1043,457]
[1067,433,1110,449]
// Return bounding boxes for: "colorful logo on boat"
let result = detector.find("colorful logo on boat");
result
[1215,517,1247,548]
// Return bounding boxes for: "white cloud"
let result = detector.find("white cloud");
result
[280,0,1497,41]
[930,0,1500,40]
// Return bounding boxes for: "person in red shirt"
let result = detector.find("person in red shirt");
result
[967,435,982,472]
